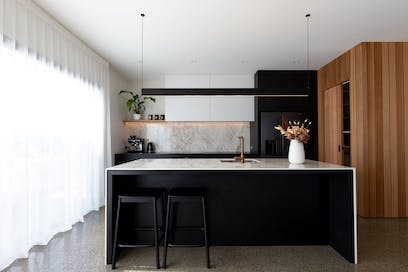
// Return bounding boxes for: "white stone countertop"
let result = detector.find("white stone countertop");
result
[106,158,355,171]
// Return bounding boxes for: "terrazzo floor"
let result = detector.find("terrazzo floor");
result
[3,208,408,272]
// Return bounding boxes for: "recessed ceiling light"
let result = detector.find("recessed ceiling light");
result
[190,60,198,64]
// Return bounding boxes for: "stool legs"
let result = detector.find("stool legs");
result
[153,197,160,269]
[163,197,172,269]
[112,195,162,270]
[160,191,166,242]
[202,196,210,269]
[163,194,210,269]
[112,199,121,269]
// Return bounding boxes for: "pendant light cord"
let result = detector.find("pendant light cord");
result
[306,13,311,91]
[141,13,145,91]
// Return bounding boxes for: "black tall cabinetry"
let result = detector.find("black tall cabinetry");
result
[250,71,318,160]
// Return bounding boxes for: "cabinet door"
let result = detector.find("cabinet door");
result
[165,96,210,121]
[210,96,254,121]
[323,85,343,164]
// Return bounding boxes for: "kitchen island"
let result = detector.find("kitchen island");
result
[105,158,356,264]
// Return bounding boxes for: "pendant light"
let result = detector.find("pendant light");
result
[306,13,311,91]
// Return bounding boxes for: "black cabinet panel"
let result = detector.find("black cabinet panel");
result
[255,70,317,95]
[257,97,311,112]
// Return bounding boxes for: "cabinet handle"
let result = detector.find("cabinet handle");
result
[338,145,341,152]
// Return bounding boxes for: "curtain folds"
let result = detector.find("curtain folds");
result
[0,0,109,88]
[0,0,111,269]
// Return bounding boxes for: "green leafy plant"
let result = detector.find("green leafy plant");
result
[119,90,156,114]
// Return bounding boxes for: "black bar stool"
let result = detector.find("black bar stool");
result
[112,189,166,269]
[163,188,210,269]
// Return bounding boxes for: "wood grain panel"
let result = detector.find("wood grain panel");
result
[323,85,342,164]
[350,43,370,217]
[320,42,408,217]
[317,69,325,161]
[373,43,384,217]
[318,51,351,91]
[404,43,408,217]
[396,43,406,217]
[367,43,378,216]
[318,51,351,162]
[388,43,399,217]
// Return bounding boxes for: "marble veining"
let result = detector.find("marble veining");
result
[124,122,251,153]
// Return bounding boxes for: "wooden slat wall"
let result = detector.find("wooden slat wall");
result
[404,43,408,217]
[318,52,350,161]
[319,42,408,217]
[319,52,351,91]
[317,69,325,161]
[323,86,343,164]
[351,42,408,217]
[350,44,370,217]
[368,43,384,217]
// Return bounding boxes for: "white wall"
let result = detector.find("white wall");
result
[109,67,130,158]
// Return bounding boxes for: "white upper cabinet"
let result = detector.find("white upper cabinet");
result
[210,96,254,121]
[165,96,210,121]
[164,74,254,121]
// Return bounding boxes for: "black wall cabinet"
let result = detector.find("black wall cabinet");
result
[255,70,316,95]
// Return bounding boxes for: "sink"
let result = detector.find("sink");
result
[220,158,261,163]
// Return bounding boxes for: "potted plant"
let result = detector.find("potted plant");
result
[119,90,156,120]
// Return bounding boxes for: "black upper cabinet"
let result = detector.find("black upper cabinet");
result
[255,70,317,95]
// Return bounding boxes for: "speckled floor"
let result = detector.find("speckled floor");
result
[3,208,408,272]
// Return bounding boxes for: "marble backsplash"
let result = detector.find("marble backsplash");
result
[124,122,251,153]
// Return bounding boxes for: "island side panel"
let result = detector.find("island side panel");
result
[328,170,355,263]
[106,171,113,264]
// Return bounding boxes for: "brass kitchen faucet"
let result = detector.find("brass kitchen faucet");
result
[234,136,245,163]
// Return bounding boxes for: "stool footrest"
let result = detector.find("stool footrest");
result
[118,243,155,248]
[132,227,164,231]
[173,226,205,231]
[168,243,205,248]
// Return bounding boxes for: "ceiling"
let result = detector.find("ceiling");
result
[34,0,408,81]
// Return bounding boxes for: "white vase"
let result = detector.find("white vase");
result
[288,139,305,164]
[132,113,141,120]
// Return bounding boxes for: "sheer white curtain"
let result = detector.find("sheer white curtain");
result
[0,0,111,269]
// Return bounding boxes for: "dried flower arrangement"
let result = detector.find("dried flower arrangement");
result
[274,119,312,144]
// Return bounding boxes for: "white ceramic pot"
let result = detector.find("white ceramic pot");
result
[288,139,305,164]
[132,113,141,120]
